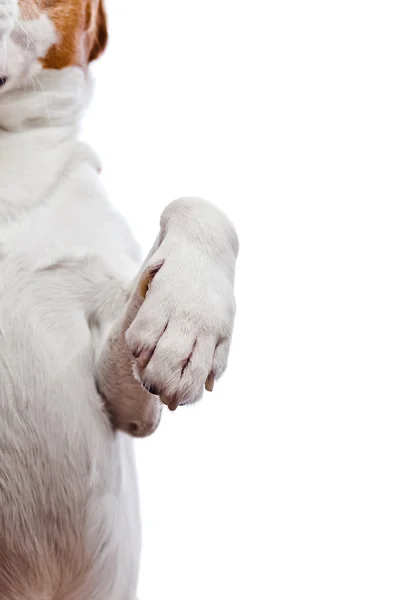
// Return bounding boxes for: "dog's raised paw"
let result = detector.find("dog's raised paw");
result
[125,245,235,411]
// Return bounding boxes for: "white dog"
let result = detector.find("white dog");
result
[0,1,238,598]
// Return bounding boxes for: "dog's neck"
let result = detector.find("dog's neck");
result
[0,67,90,133]
[0,67,100,221]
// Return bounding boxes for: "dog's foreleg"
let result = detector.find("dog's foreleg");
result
[97,196,238,434]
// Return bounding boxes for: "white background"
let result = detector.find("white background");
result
[84,1,400,598]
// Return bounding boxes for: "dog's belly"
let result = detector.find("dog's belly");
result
[0,271,140,599]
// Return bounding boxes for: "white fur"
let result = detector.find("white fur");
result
[0,0,56,95]
[127,199,238,405]
[0,0,18,39]
[0,6,238,600]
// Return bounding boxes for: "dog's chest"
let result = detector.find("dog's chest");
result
[0,151,140,362]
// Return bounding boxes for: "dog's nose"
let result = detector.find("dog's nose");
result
[0,76,8,87]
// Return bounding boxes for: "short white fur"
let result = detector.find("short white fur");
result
[0,2,238,599]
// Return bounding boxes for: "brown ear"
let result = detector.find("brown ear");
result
[88,0,108,62]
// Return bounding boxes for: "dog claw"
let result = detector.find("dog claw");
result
[161,396,180,411]
[138,271,151,299]
[137,348,153,368]
[205,372,215,392]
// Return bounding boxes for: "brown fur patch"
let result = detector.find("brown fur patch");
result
[19,0,108,69]
[88,0,108,62]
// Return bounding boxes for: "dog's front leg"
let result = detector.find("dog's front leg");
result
[96,283,163,438]
[97,197,238,435]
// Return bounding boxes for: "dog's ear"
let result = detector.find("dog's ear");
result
[88,0,108,62]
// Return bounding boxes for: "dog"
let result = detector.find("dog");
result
[0,1,238,598]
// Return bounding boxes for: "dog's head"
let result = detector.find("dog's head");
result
[0,0,108,93]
